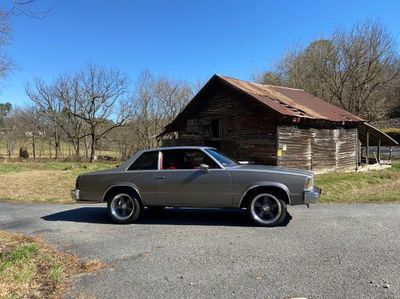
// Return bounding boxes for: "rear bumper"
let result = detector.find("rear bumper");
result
[304,187,322,204]
[71,189,101,203]
[70,189,80,201]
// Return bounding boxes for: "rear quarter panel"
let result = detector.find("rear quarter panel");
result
[78,170,157,204]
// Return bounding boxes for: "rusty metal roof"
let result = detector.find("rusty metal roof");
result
[218,75,364,122]
[159,74,365,137]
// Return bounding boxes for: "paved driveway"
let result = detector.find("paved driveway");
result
[0,202,399,299]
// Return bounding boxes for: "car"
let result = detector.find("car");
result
[71,146,321,227]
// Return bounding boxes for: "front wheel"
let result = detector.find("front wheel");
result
[107,192,142,224]
[247,192,287,227]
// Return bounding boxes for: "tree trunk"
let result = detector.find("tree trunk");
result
[75,139,80,158]
[84,135,89,159]
[32,133,36,160]
[89,132,96,162]
[54,129,60,159]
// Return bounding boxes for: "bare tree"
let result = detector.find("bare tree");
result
[0,6,12,81]
[25,78,64,158]
[0,1,47,83]
[2,107,29,158]
[67,64,130,162]
[53,74,87,157]
[17,106,46,159]
[124,70,192,154]
[260,20,400,120]
[0,102,12,125]
[26,64,130,161]
[2,115,19,158]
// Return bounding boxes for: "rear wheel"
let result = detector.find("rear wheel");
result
[247,192,287,227]
[107,191,142,224]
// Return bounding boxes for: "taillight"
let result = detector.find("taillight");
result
[75,177,80,189]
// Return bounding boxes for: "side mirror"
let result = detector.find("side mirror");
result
[199,163,209,172]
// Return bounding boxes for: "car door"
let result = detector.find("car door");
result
[155,149,233,207]
[124,150,159,205]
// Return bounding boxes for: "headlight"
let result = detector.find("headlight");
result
[304,177,313,190]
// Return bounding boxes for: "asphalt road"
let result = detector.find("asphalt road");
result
[0,202,399,299]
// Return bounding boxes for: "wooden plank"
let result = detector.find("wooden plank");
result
[278,126,312,170]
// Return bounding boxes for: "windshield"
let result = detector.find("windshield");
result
[205,148,238,167]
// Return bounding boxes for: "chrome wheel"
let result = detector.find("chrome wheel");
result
[110,193,135,221]
[250,193,282,225]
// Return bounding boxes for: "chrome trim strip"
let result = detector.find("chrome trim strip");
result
[200,148,226,169]
[228,168,311,178]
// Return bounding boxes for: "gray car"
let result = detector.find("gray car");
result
[71,146,321,227]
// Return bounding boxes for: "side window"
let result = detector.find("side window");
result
[128,151,158,170]
[162,149,220,170]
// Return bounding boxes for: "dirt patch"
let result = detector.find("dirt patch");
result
[0,231,105,298]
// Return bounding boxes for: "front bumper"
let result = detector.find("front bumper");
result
[304,187,322,204]
[70,189,80,201]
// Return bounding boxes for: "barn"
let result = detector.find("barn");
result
[159,74,397,172]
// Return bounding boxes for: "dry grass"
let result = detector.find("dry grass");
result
[0,171,76,203]
[0,231,105,298]
[0,162,115,203]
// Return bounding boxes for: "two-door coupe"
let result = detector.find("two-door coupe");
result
[71,146,321,226]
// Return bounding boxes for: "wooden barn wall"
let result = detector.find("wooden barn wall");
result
[278,126,357,171]
[173,86,279,165]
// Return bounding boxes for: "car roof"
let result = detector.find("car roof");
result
[140,146,215,152]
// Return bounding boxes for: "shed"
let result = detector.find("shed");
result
[159,74,397,171]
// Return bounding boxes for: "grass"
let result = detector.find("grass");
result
[0,160,399,204]
[0,231,104,298]
[315,161,400,203]
[0,161,115,203]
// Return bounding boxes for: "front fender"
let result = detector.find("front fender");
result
[237,182,291,207]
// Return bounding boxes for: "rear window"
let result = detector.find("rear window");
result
[128,151,158,170]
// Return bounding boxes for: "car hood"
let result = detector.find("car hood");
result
[229,164,313,177]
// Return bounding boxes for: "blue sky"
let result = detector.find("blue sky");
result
[2,0,400,106]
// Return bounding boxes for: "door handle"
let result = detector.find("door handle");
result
[156,176,166,180]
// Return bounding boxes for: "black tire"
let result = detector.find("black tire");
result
[247,192,287,227]
[107,190,142,224]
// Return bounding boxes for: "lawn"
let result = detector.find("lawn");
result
[315,161,400,203]
[0,161,116,203]
[0,231,103,298]
[0,160,399,203]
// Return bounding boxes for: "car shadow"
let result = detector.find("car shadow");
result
[42,207,292,227]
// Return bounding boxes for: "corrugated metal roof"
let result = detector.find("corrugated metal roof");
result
[218,75,364,122]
